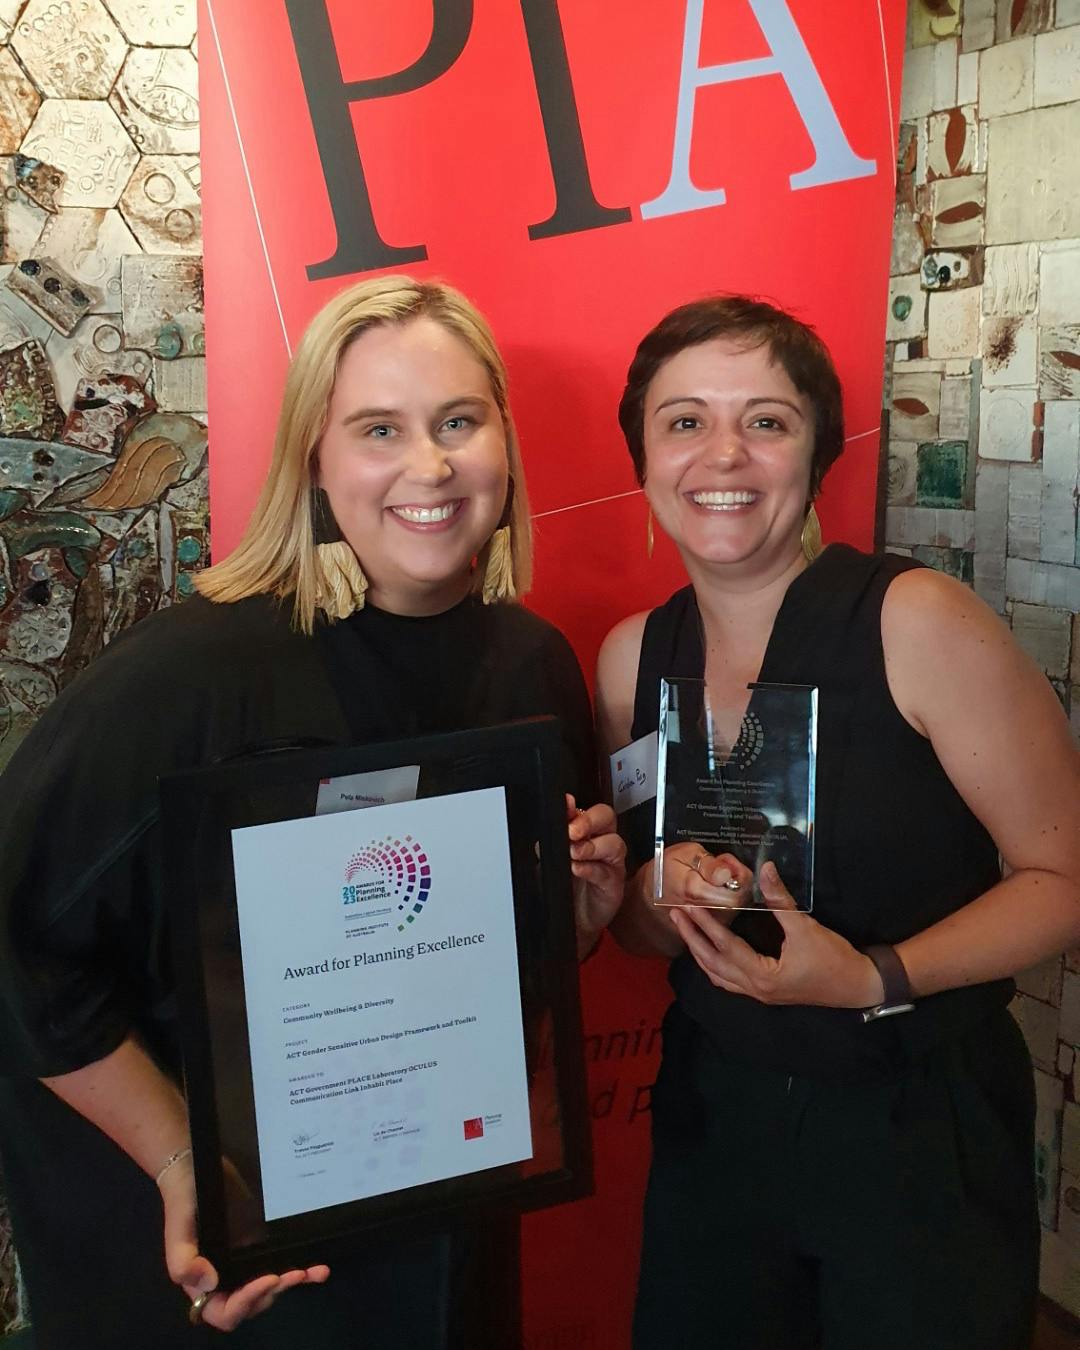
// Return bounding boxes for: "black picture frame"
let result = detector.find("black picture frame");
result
[160,717,591,1287]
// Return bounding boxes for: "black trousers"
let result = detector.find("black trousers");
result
[634,1005,1039,1350]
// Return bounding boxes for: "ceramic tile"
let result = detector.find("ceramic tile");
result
[1008,462,1043,558]
[1013,603,1074,676]
[81,411,206,509]
[1041,1229,1080,1320]
[887,275,928,341]
[110,48,199,156]
[982,242,1040,313]
[927,106,978,179]
[974,459,1009,598]
[901,43,936,120]
[957,50,980,104]
[0,158,48,263]
[1006,556,1080,607]
[101,0,195,45]
[891,206,927,276]
[1035,25,1080,105]
[940,375,973,438]
[1059,0,1080,23]
[1000,0,1056,38]
[1073,614,1080,684]
[982,314,1039,386]
[927,285,983,359]
[962,0,998,49]
[1042,402,1080,564]
[5,258,99,336]
[0,340,61,439]
[932,37,960,110]
[1041,327,1080,399]
[1013,992,1061,1071]
[35,208,140,315]
[979,36,1035,116]
[916,439,968,506]
[0,47,39,155]
[980,385,1039,461]
[61,372,153,454]
[891,369,942,440]
[0,289,53,353]
[1036,1069,1066,1229]
[912,0,962,45]
[986,104,1080,243]
[119,156,201,254]
[1019,957,1065,1006]
[931,173,987,246]
[121,256,204,358]
[152,356,205,412]
[21,101,139,208]
[12,0,125,99]
[44,313,152,410]
[884,505,975,548]
[921,247,983,291]
[1040,242,1080,326]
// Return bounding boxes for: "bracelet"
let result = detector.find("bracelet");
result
[155,1146,192,1186]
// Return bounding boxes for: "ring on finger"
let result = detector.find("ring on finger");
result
[189,1292,213,1326]
[723,877,742,892]
[691,853,708,875]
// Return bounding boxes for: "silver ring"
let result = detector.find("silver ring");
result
[189,1291,213,1327]
[691,854,707,875]
[723,878,742,892]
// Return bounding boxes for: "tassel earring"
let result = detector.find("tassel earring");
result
[312,488,368,619]
[801,503,823,563]
[647,506,655,559]
[482,477,516,605]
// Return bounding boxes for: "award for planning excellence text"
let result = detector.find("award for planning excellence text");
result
[231,786,532,1222]
[654,679,818,912]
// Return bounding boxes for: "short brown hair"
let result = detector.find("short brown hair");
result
[618,295,844,497]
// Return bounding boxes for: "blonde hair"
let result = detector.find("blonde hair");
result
[196,276,533,633]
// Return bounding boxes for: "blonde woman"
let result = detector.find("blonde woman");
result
[0,277,624,1348]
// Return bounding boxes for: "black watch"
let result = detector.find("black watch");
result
[860,943,915,1023]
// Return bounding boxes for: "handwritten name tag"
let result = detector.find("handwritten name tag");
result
[609,732,657,815]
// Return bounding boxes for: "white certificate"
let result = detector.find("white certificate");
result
[231,786,532,1222]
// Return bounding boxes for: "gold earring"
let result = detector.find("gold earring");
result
[482,477,516,604]
[647,507,655,559]
[801,503,823,563]
[312,489,369,618]
[481,526,515,603]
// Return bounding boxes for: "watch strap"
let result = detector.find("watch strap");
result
[860,943,915,1023]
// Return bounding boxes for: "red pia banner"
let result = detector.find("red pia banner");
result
[198,3,906,1345]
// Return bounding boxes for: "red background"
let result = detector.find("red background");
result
[199,3,906,1344]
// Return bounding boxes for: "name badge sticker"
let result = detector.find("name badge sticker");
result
[609,731,658,814]
[315,764,420,816]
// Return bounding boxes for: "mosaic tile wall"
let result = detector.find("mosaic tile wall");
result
[886,0,1080,1318]
[0,0,203,1332]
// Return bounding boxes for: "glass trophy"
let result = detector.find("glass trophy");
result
[654,679,817,911]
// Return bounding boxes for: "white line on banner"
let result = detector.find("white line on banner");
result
[532,488,643,521]
[205,0,293,358]
[875,0,897,185]
[531,428,881,520]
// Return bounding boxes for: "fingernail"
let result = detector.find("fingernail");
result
[714,869,732,886]
[763,862,779,883]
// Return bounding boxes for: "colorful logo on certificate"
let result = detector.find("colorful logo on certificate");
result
[343,834,432,930]
[463,1117,484,1140]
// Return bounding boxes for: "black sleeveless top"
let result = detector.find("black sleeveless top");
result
[627,545,1013,1082]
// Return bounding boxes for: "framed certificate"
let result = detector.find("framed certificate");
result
[159,718,590,1285]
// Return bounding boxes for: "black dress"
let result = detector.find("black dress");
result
[0,592,596,1350]
[625,547,1038,1350]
